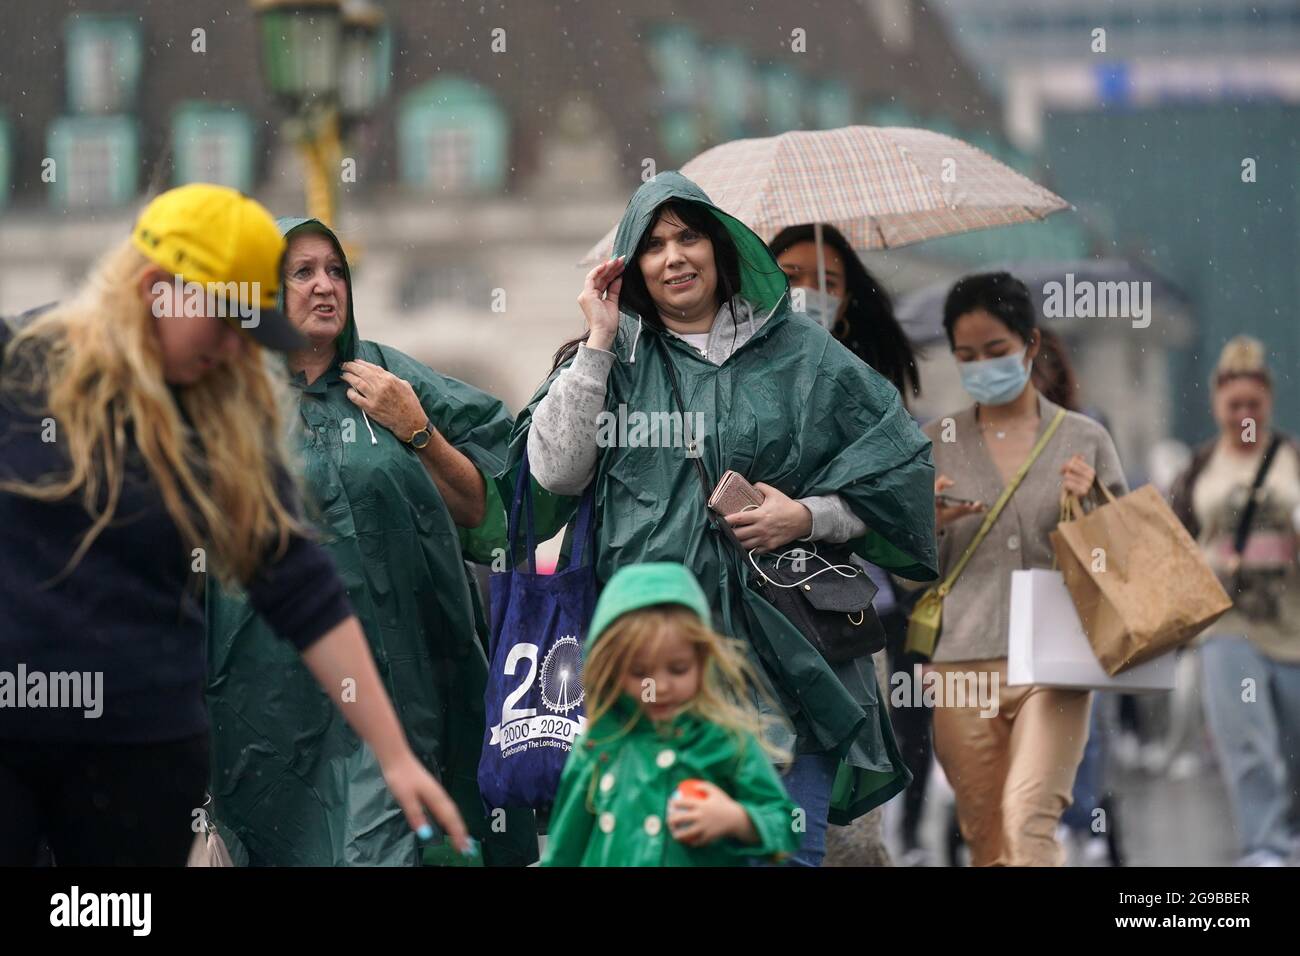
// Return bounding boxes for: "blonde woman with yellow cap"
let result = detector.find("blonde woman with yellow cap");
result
[0,184,470,866]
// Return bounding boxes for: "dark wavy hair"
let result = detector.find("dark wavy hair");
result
[1030,327,1079,411]
[768,223,920,399]
[942,271,1036,349]
[552,200,743,371]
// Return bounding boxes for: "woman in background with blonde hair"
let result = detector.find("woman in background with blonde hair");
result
[1169,335,1300,866]
[0,184,469,866]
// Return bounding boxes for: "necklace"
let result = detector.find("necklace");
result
[976,406,1036,441]
[979,422,1034,440]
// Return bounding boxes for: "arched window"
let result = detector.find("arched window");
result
[171,103,255,192]
[647,23,704,163]
[761,64,804,134]
[706,45,761,141]
[46,116,138,208]
[65,14,143,115]
[398,78,508,194]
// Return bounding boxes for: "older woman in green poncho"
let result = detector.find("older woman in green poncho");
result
[507,172,938,867]
[206,218,534,866]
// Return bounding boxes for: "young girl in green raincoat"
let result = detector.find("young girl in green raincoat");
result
[542,562,799,866]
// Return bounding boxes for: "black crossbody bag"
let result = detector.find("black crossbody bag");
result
[657,334,885,664]
[1229,434,1284,620]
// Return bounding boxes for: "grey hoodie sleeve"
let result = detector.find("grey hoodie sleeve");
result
[800,494,869,544]
[527,343,615,495]
[527,337,871,539]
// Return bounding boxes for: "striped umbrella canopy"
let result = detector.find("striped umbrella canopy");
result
[581,126,1070,264]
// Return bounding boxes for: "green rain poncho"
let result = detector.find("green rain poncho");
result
[505,173,938,823]
[543,562,800,867]
[206,218,534,866]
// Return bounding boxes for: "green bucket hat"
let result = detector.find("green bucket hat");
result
[586,562,711,653]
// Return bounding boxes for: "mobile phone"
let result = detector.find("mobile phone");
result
[708,470,765,516]
[936,493,979,507]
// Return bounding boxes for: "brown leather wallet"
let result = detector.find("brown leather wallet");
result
[707,470,765,516]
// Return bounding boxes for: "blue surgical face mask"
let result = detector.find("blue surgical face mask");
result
[957,348,1031,406]
[798,289,842,330]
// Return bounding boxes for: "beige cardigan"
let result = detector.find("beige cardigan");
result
[920,393,1128,663]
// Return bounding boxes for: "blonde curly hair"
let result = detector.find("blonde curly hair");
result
[581,603,791,766]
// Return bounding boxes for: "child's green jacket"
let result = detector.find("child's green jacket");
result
[541,695,799,867]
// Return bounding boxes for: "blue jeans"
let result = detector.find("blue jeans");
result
[1201,636,1300,858]
[753,751,839,867]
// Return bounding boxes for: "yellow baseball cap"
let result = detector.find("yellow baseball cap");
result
[131,183,306,351]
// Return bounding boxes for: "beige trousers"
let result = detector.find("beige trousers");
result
[930,659,1091,866]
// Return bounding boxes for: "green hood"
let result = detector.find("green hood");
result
[207,222,533,866]
[275,217,359,362]
[610,171,789,317]
[585,562,711,653]
[504,169,939,825]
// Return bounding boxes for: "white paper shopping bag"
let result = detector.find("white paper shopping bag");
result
[1007,569,1175,692]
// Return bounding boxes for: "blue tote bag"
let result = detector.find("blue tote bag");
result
[478,453,596,811]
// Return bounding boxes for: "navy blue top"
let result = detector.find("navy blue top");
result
[0,318,353,743]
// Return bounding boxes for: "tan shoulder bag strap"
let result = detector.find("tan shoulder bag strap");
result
[905,408,1067,657]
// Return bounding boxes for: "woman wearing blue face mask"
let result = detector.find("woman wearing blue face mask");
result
[920,272,1128,866]
[771,224,928,864]
[769,223,920,401]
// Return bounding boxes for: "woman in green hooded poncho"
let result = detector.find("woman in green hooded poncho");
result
[206,219,535,866]
[507,172,939,867]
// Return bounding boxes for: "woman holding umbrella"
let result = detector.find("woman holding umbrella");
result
[770,223,927,866]
[768,223,920,402]
[510,172,938,867]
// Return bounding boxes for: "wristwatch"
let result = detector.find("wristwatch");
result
[407,419,433,450]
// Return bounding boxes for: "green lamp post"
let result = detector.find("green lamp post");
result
[339,0,391,129]
[251,0,386,228]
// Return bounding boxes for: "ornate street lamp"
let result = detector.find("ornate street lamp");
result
[252,0,385,228]
[252,0,343,106]
[339,0,391,126]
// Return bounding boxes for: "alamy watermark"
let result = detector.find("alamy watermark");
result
[151,275,262,329]
[595,403,705,456]
[50,886,150,936]
[890,664,1000,717]
[1041,274,1151,329]
[0,664,103,718]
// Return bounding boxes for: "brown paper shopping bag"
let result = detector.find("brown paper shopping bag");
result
[1050,482,1231,675]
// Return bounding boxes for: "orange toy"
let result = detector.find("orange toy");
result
[674,779,710,801]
